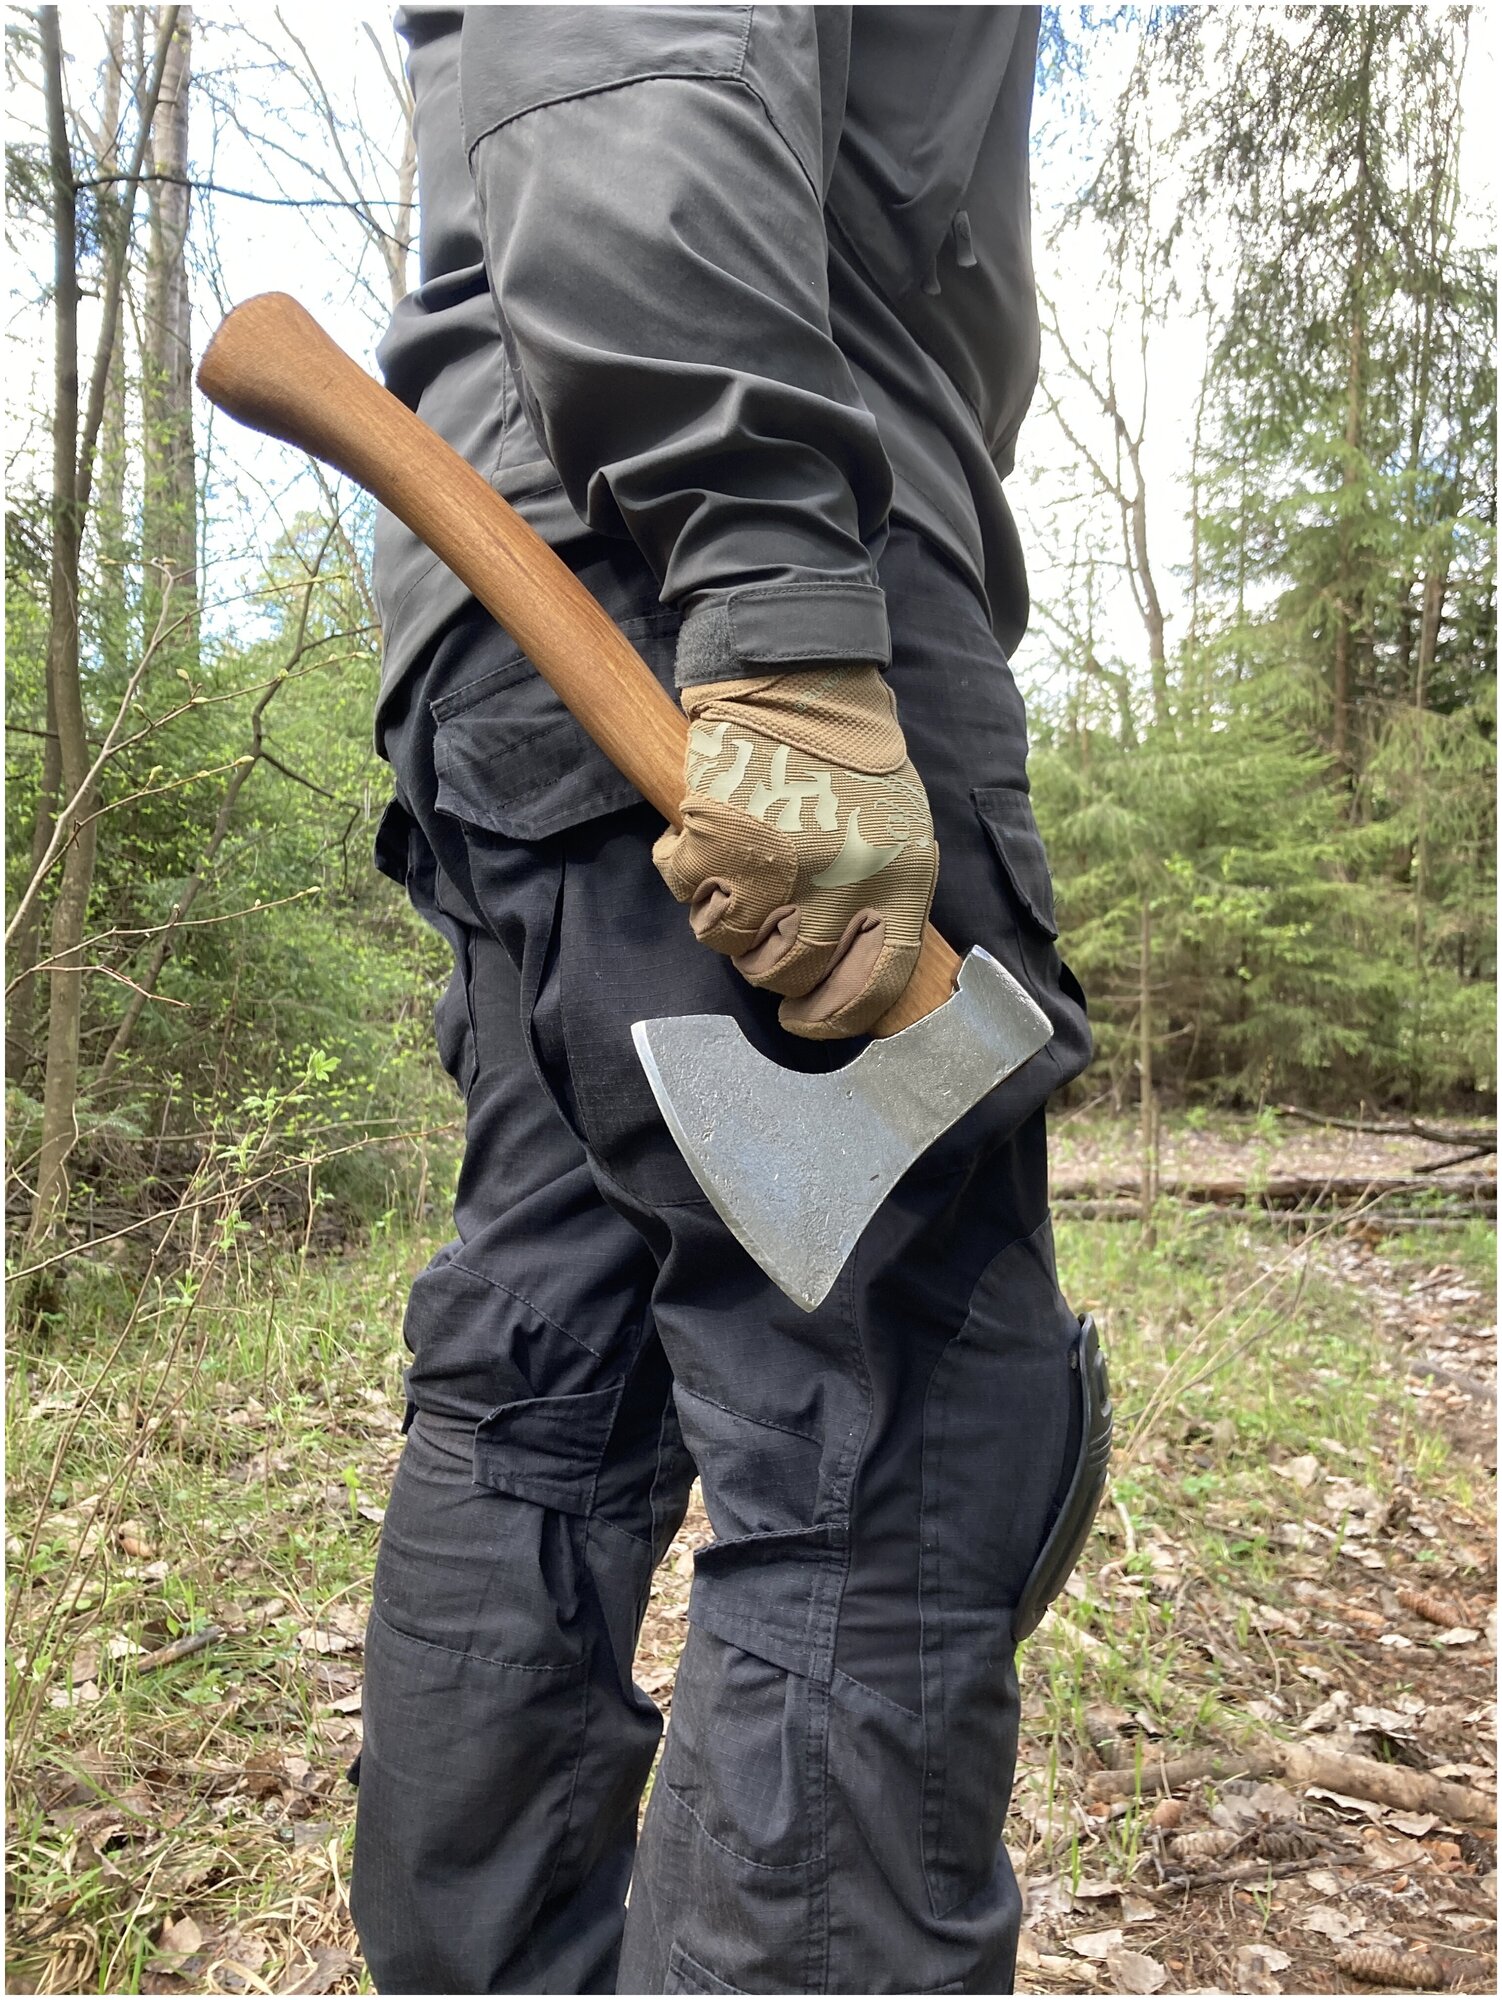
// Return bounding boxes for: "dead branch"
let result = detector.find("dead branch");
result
[134,1623,225,1675]
[1403,1358,1497,1403]
[1057,1173,1494,1206]
[1275,1104,1496,1150]
[1088,1737,1497,1826]
[1054,1199,1490,1227]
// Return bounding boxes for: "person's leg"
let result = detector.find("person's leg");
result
[350,799,694,1993]
[400,527,1096,1992]
[366,525,1098,1991]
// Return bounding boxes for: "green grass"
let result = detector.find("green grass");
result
[7,1174,1494,1993]
[1021,1200,1495,1797]
[6,1214,430,1996]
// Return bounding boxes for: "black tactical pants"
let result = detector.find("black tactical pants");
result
[350,527,1096,1994]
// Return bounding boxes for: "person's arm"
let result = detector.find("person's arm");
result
[460,6,938,1036]
[458,4,893,689]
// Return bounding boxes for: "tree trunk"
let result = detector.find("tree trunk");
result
[1122,444,1169,728]
[1330,296,1362,774]
[1415,556,1449,712]
[25,8,179,1251]
[94,8,133,680]
[140,8,196,662]
[28,7,93,1249]
[1186,343,1208,722]
[1330,14,1375,780]
[7,13,128,1093]
[6,691,62,1089]
[1139,895,1156,1244]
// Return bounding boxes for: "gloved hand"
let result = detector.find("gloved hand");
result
[652,666,938,1039]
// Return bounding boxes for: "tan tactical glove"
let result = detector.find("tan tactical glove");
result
[652,666,938,1039]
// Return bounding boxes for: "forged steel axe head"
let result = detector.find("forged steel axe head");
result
[631,948,1052,1312]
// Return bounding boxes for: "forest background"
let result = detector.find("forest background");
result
[5,3,1495,1268]
[2,6,1496,1995]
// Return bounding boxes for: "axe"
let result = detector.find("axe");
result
[197,296,1052,1311]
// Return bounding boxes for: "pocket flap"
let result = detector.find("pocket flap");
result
[473,1383,623,1515]
[972,786,1059,938]
[431,613,676,841]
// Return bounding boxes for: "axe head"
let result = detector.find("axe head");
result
[631,948,1052,1311]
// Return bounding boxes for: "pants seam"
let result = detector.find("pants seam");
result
[532,1610,595,1920]
[674,1380,824,1447]
[448,1258,607,1360]
[813,1251,867,1988]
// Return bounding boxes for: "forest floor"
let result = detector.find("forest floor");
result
[5,1114,1496,1996]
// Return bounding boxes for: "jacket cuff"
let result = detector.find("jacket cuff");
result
[674,581,891,688]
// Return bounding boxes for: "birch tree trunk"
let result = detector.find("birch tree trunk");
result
[29,6,94,1250]
[140,8,196,662]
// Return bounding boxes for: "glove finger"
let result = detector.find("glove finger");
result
[778,914,924,1041]
[732,911,851,1000]
[650,824,697,904]
[652,811,795,956]
[731,905,800,984]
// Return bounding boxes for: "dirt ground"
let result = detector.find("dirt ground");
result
[635,1119,1498,1998]
[1047,1107,1495,1197]
[7,1114,1495,1995]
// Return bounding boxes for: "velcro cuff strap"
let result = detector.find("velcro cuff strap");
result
[675,582,891,688]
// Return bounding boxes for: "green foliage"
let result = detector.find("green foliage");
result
[1029,4,1495,1111]
[6,489,454,1233]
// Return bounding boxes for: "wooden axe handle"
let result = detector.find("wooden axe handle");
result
[196,293,961,1035]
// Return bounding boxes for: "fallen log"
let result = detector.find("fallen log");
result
[1277,1741,1496,1827]
[1055,1173,1494,1206]
[1087,1737,1497,1827]
[1403,1357,1498,1404]
[1053,1199,1486,1229]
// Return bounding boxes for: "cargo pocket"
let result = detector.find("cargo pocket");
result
[971,785,1057,938]
[972,784,1091,1062]
[666,1944,746,1994]
[971,784,1061,1016]
[660,1626,817,1873]
[474,1381,624,1515]
[1015,1314,1112,1642]
[919,1216,1081,1918]
[431,642,666,842]
[374,794,479,1099]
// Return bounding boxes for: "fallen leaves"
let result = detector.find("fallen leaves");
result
[296,1604,366,1657]
[1231,1942,1292,1993]
[1068,1925,1125,1960]
[147,1917,278,1994]
[1103,1946,1167,1993]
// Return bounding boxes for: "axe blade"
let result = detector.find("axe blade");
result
[631,948,1052,1311]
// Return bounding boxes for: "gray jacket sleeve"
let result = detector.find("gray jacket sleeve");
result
[458,6,895,687]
